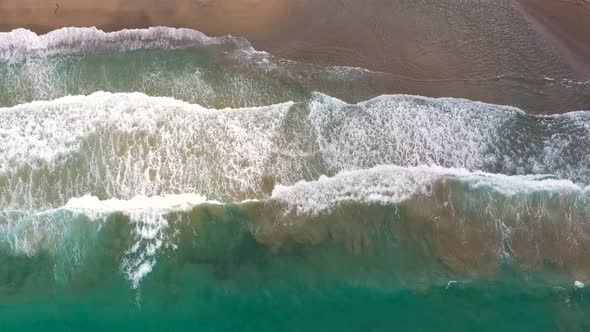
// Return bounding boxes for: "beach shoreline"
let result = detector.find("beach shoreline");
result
[0,0,588,112]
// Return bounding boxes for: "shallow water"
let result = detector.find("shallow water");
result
[1,27,589,113]
[0,27,589,331]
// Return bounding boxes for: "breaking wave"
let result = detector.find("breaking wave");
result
[0,28,589,293]
[0,27,253,61]
[1,92,589,211]
[2,164,589,288]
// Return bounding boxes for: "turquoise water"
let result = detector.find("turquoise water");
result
[1,203,589,331]
[3,274,588,331]
[0,27,589,331]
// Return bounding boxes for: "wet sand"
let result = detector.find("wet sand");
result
[515,0,590,78]
[0,0,589,113]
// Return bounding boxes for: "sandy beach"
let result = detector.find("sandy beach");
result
[515,0,590,78]
[0,0,588,112]
[1,1,590,329]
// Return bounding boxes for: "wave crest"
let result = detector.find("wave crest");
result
[0,27,252,62]
[1,92,589,211]
[2,164,589,287]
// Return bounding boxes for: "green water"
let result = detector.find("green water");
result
[1,199,589,331]
[1,47,589,112]
[0,48,388,109]
[1,28,590,331]
[3,279,588,331]
[1,236,588,331]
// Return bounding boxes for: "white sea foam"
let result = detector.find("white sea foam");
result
[0,27,377,110]
[308,92,590,184]
[0,27,252,62]
[307,92,522,172]
[1,164,589,286]
[1,92,589,212]
[0,92,294,209]
[271,165,455,215]
[63,193,213,216]
[271,165,587,215]
[63,193,219,288]
[269,165,588,265]
[0,192,227,288]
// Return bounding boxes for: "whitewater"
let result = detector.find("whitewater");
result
[0,27,589,331]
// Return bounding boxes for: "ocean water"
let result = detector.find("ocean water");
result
[0,27,589,331]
